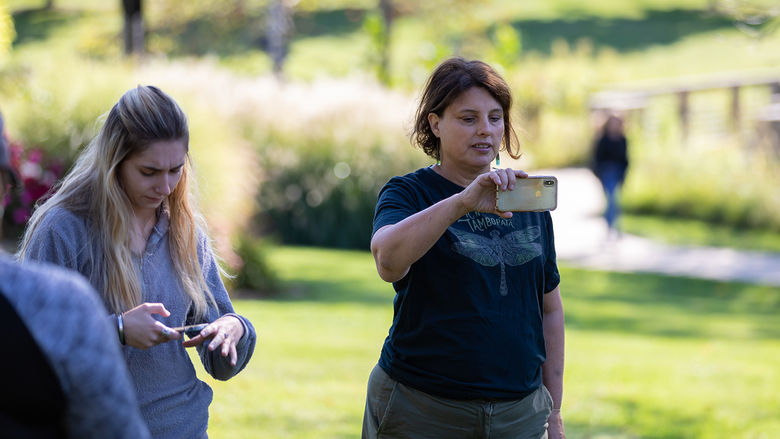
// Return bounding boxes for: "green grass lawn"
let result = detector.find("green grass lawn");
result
[621,214,780,253]
[194,246,780,438]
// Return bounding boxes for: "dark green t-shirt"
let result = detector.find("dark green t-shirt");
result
[373,167,560,400]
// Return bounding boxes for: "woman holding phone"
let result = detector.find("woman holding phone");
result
[18,85,256,439]
[362,58,565,438]
[2,111,150,439]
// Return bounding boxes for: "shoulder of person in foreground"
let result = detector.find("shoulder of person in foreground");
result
[0,257,151,439]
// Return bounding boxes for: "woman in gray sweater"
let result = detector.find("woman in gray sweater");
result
[2,111,151,439]
[18,85,256,439]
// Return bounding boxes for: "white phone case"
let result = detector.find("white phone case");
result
[495,176,558,212]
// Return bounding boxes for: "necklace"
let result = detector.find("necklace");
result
[129,214,156,253]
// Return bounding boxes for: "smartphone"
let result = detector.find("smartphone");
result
[173,323,209,338]
[495,176,558,212]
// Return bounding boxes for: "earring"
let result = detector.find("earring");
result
[495,152,501,167]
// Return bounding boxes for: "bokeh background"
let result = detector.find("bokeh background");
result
[1,1,779,438]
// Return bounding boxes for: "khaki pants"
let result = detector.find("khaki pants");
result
[362,365,552,439]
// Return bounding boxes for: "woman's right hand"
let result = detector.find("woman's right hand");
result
[458,168,527,217]
[121,302,181,349]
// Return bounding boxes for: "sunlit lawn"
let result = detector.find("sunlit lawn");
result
[194,246,780,439]
[6,3,780,436]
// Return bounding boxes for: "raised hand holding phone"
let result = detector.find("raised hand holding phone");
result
[496,176,558,212]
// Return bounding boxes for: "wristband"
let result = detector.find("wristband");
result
[117,313,126,345]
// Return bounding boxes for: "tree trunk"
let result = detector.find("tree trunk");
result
[122,0,144,56]
[378,0,394,84]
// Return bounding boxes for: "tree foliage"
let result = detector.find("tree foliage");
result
[0,1,15,59]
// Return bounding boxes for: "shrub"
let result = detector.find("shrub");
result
[232,234,279,296]
[231,75,428,249]
[255,134,423,249]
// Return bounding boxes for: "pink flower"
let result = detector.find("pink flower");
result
[2,140,66,227]
[27,148,44,164]
[25,179,50,202]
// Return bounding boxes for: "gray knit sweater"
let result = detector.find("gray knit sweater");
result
[22,207,257,439]
[0,253,152,438]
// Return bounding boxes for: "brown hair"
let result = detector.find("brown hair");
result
[412,57,520,161]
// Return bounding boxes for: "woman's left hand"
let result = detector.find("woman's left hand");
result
[547,410,566,438]
[182,315,245,366]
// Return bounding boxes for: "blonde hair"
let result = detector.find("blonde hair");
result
[19,85,217,318]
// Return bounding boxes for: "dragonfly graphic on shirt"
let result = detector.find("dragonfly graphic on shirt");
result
[449,225,542,296]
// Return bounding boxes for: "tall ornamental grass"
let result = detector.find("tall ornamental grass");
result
[181,69,429,249]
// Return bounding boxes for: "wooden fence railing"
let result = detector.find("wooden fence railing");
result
[589,72,780,143]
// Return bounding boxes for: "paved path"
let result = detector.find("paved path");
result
[547,168,780,287]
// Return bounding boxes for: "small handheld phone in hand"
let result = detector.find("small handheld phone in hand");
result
[173,323,209,338]
[496,176,558,212]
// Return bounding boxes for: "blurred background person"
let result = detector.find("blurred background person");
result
[0,111,151,439]
[363,58,565,439]
[17,86,257,439]
[591,114,629,237]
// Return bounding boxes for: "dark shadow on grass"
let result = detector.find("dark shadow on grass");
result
[238,264,780,340]
[11,8,85,46]
[560,267,780,340]
[237,247,780,339]
[241,278,392,306]
[508,9,735,54]
[293,8,365,38]
[567,270,780,313]
[144,7,736,59]
[149,14,264,57]
[149,8,366,58]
